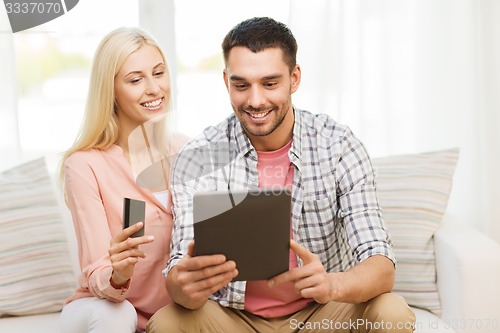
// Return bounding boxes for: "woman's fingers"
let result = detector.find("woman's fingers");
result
[109,232,154,256]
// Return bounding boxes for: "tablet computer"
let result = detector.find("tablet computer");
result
[193,188,291,281]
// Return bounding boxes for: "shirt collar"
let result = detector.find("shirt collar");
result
[290,107,303,163]
[232,117,255,158]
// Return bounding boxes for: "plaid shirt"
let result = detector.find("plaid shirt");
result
[166,108,395,309]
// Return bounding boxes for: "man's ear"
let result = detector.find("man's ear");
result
[291,64,301,94]
[223,69,229,91]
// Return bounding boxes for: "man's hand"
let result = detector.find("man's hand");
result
[268,240,333,303]
[269,240,395,304]
[166,241,239,310]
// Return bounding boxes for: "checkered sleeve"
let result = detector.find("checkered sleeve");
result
[165,128,238,270]
[164,122,250,307]
[335,128,395,264]
[166,140,212,274]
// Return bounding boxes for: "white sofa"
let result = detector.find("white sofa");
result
[1,152,500,332]
[1,212,499,333]
[413,216,500,333]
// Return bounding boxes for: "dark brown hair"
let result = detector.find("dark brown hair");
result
[222,17,298,72]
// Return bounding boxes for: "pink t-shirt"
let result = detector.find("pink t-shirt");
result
[244,140,313,317]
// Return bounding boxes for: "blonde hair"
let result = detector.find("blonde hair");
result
[60,27,172,191]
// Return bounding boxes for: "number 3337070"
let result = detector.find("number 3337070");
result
[5,2,62,14]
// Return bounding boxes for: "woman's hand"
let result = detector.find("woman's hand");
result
[108,222,154,288]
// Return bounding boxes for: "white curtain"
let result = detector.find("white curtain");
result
[0,8,21,171]
[289,0,500,243]
[139,0,177,110]
[139,0,179,133]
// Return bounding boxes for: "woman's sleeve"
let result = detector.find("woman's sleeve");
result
[65,153,129,302]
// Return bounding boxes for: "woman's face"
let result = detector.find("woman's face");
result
[114,44,170,132]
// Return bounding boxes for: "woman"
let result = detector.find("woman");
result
[59,27,185,333]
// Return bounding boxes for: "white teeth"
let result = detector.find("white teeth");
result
[143,99,162,108]
[251,111,270,118]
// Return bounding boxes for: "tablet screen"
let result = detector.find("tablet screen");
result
[193,189,291,281]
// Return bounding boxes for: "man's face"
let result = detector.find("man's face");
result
[223,47,300,151]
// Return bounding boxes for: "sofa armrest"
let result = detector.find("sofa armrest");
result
[434,216,500,333]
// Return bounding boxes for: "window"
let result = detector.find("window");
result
[11,0,290,160]
[13,0,139,160]
[173,0,289,137]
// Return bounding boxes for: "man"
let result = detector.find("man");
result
[148,17,415,332]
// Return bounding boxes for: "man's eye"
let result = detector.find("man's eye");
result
[264,82,277,88]
[235,84,248,90]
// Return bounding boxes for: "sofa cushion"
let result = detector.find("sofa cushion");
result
[372,148,459,316]
[412,307,458,333]
[0,158,75,317]
[0,312,61,333]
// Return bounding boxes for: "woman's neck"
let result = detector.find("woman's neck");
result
[116,136,130,160]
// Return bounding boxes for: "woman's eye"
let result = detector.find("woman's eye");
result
[154,71,164,77]
[130,78,141,84]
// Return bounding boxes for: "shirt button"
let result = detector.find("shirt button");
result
[236,295,242,301]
